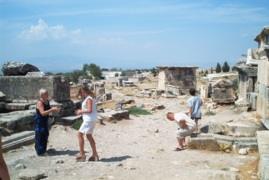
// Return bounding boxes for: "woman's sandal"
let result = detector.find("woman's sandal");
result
[88,156,99,162]
[76,155,86,162]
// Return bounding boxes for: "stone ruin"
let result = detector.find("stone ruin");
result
[2,61,40,76]
[211,79,236,104]
[200,73,238,104]
[193,26,269,179]
[234,26,269,128]
[157,66,197,95]
[233,60,258,110]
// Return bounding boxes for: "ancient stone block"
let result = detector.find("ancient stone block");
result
[211,79,236,104]
[2,131,35,152]
[18,169,47,180]
[0,110,35,133]
[99,110,129,121]
[5,102,33,111]
[258,60,269,86]
[2,61,39,76]
[0,91,6,101]
[226,120,264,137]
[0,102,6,112]
[257,131,269,180]
[188,135,220,151]
[0,76,70,102]
[157,66,197,95]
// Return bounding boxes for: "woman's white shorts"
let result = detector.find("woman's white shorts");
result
[79,121,96,134]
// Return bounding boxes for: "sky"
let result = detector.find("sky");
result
[0,0,269,72]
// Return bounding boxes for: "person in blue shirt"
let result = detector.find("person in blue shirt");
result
[187,88,203,132]
[34,89,60,156]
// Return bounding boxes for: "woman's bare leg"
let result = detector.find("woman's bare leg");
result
[77,132,85,156]
[86,134,98,157]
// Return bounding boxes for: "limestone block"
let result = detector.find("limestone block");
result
[258,60,269,86]
[0,110,35,133]
[2,131,35,152]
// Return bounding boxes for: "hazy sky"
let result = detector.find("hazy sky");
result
[0,0,269,72]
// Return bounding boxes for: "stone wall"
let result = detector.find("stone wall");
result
[211,79,236,104]
[0,76,70,102]
[257,60,269,128]
[157,67,197,94]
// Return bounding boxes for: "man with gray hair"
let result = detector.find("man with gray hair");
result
[34,88,60,155]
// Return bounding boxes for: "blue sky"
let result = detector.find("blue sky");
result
[0,0,269,72]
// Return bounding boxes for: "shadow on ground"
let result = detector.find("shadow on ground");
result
[100,155,132,162]
[47,148,79,156]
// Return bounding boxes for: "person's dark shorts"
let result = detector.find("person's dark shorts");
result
[191,117,201,122]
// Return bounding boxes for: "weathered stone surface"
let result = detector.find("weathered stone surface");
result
[208,121,228,135]
[0,127,11,136]
[99,110,129,121]
[25,72,44,77]
[2,61,39,76]
[0,110,35,133]
[238,148,248,155]
[212,79,236,104]
[197,170,240,180]
[5,102,33,111]
[256,84,269,129]
[50,100,75,117]
[208,112,264,137]
[15,163,27,170]
[0,101,6,112]
[0,91,6,101]
[0,76,70,102]
[257,131,269,180]
[2,131,35,152]
[189,133,258,152]
[18,169,47,180]
[226,120,263,137]
[188,135,220,151]
[233,137,258,150]
[157,66,197,95]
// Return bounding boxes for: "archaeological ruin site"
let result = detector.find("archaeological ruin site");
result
[1,26,269,180]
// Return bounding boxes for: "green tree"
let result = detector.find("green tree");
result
[204,70,208,76]
[222,61,230,72]
[150,68,157,77]
[83,63,102,79]
[64,70,86,83]
[216,63,222,73]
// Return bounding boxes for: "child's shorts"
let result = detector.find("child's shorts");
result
[79,120,96,134]
[177,127,195,139]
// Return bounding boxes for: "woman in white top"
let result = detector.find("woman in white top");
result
[75,86,99,161]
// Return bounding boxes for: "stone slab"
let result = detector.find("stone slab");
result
[2,131,35,152]
[5,102,33,111]
[99,110,129,121]
[0,76,70,102]
[257,131,269,180]
[0,110,35,133]
[18,169,47,180]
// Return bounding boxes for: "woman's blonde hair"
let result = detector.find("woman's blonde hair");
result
[39,88,48,97]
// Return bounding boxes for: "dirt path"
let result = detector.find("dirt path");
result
[4,97,258,180]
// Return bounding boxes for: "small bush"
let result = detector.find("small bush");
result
[72,118,83,130]
[128,107,152,116]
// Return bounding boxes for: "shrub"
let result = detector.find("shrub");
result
[128,107,152,116]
